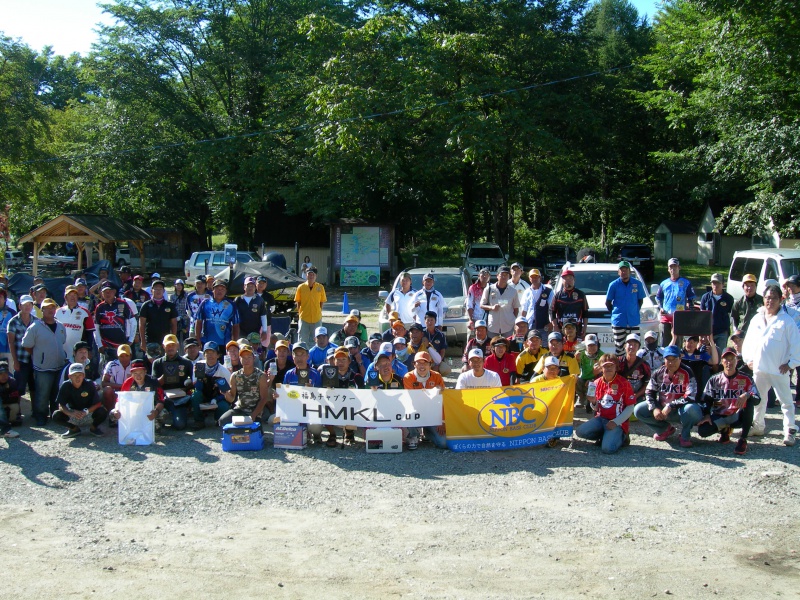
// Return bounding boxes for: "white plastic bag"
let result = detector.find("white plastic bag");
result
[117,391,155,446]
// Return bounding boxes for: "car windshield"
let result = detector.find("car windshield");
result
[542,248,576,262]
[567,271,623,295]
[469,247,504,260]
[620,246,651,259]
[780,259,800,278]
[402,274,465,298]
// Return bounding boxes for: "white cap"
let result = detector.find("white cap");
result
[644,330,658,339]
[474,319,488,329]
[393,337,407,346]
[379,342,394,354]
[468,348,483,360]
[19,294,34,305]
[314,326,328,337]
[68,362,85,375]
[544,356,560,367]
[625,333,641,344]
[151,272,161,278]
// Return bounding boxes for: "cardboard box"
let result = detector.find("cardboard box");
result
[274,423,308,449]
[222,422,264,452]
[365,428,403,453]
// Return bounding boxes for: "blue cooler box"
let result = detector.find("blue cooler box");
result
[222,422,264,452]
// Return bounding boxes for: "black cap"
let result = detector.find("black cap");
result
[73,340,91,353]
[184,337,199,347]
[409,323,424,332]
[256,275,267,282]
[119,265,131,273]
[195,274,207,283]
[498,266,511,274]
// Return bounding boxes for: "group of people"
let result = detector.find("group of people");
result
[1,258,798,457]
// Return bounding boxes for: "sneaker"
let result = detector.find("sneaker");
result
[198,402,216,410]
[750,425,765,437]
[653,425,676,442]
[312,433,324,444]
[585,403,593,414]
[108,419,118,429]
[621,433,631,448]
[62,427,81,438]
[407,437,418,450]
[574,399,583,409]
[718,427,731,444]
[784,429,796,447]
[88,426,103,437]
[1,429,20,438]
[734,438,748,455]
[679,436,693,448]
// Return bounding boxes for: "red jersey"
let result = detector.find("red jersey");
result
[484,352,517,386]
[593,374,636,433]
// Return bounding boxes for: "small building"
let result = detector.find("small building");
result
[654,221,698,263]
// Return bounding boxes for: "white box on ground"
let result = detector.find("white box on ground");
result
[365,428,403,453]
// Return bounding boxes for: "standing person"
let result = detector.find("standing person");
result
[117,265,134,295]
[196,280,240,348]
[412,273,446,327]
[422,312,450,376]
[480,266,520,337]
[55,286,95,361]
[456,348,502,389]
[385,272,417,327]
[235,276,270,346]
[697,347,760,455]
[403,351,447,450]
[93,283,137,362]
[466,269,490,337]
[731,274,763,336]
[550,268,589,337]
[509,263,530,304]
[255,275,276,314]
[783,274,800,408]
[21,299,68,425]
[301,256,313,279]
[186,275,212,338]
[0,286,16,364]
[52,363,107,438]
[138,278,178,355]
[520,268,553,333]
[575,354,636,454]
[169,279,189,347]
[743,284,800,444]
[700,273,735,354]
[656,258,695,346]
[605,261,647,356]
[633,345,702,447]
[7,294,36,401]
[293,267,326,346]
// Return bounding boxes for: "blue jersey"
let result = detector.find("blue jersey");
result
[308,342,336,368]
[365,358,408,381]
[0,305,17,353]
[187,290,212,325]
[656,277,695,316]
[283,366,322,387]
[197,297,239,346]
[606,277,646,327]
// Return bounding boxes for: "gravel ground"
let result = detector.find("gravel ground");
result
[2,296,799,598]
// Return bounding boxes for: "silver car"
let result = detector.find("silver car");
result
[378,267,470,346]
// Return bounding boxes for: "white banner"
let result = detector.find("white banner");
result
[275,385,443,427]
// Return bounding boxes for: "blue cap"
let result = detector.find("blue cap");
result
[662,345,681,358]
[203,341,219,353]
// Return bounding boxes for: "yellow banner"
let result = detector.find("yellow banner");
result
[443,377,576,452]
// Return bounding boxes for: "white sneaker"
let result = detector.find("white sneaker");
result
[784,429,796,447]
[750,425,765,437]
[2,429,19,438]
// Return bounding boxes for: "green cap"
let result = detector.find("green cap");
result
[618,260,632,269]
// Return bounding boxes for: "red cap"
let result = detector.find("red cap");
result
[561,269,574,277]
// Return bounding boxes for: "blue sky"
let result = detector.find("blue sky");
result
[2,0,661,56]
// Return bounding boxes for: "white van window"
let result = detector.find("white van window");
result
[765,259,779,281]
[194,252,211,267]
[730,257,763,281]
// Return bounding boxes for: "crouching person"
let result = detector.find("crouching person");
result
[189,342,232,429]
[53,363,107,438]
[152,334,193,430]
[110,359,166,432]
[575,354,635,453]
[219,345,272,427]
[633,345,703,448]
[696,347,760,455]
[403,351,447,449]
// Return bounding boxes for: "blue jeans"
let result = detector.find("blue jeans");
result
[406,426,448,449]
[190,392,230,423]
[576,417,626,454]
[165,401,190,430]
[33,370,62,421]
[633,401,703,440]
[13,361,34,397]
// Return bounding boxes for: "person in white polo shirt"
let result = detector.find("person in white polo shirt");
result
[412,272,446,326]
[456,348,502,389]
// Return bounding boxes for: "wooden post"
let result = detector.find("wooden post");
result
[32,241,39,276]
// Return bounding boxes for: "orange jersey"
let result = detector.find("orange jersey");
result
[403,369,445,390]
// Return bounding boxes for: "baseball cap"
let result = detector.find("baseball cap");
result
[369,332,383,342]
[130,359,147,371]
[409,323,424,332]
[786,274,800,287]
[510,262,522,270]
[133,275,143,281]
[345,336,360,348]
[467,348,483,360]
[584,333,598,346]
[116,344,132,356]
[184,337,199,347]
[764,278,780,288]
[548,331,563,342]
[100,281,115,292]
[73,340,91,353]
[491,337,508,347]
[349,309,361,318]
[225,340,239,350]
[662,345,681,358]
[710,273,723,283]
[64,285,79,296]
[327,347,339,358]
[315,326,328,337]
[391,320,406,331]
[212,279,227,288]
[668,258,680,266]
[562,320,577,329]
[291,342,309,353]
[345,315,359,323]
[307,266,318,274]
[527,329,542,340]
[618,261,632,269]
[203,341,219,353]
[19,294,34,305]
[68,363,85,376]
[256,275,267,283]
[644,330,658,340]
[741,273,757,284]
[119,265,131,273]
[379,342,394,354]
[414,351,432,363]
[333,347,349,358]
[238,344,254,355]
[151,272,161,279]
[720,347,737,358]
[498,266,511,274]
[388,311,400,321]
[528,268,541,277]
[515,317,528,325]
[474,319,487,329]
[561,269,574,277]
[544,356,560,368]
[74,278,88,286]
[392,337,407,346]
[175,279,185,286]
[423,272,435,281]
[625,333,641,344]
[150,279,165,288]
[41,298,58,309]
[244,276,256,286]
[275,339,290,351]
[195,274,207,283]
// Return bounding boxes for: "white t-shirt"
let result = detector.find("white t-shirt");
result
[456,368,502,389]
[55,305,94,358]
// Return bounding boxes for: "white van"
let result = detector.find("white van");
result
[4,250,25,268]
[727,249,800,300]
